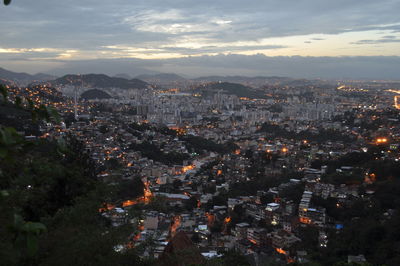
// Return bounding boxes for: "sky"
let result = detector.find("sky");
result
[0,0,400,79]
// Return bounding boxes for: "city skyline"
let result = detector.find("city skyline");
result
[2,2,400,263]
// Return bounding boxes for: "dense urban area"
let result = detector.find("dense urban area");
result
[1,70,400,266]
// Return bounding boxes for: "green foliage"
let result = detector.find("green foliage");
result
[1,84,8,101]
[296,226,319,250]
[46,106,61,123]
[99,125,109,134]
[0,103,41,135]
[332,262,372,266]
[321,172,363,186]
[15,96,22,107]
[129,141,189,165]
[318,190,400,265]
[0,126,25,160]
[105,157,121,170]
[181,135,238,155]
[258,122,354,143]
[144,195,170,213]
[0,124,145,265]
[37,191,143,266]
[184,196,199,211]
[81,88,112,100]
[374,179,400,209]
[279,183,305,203]
[190,232,201,243]
[31,104,61,123]
[227,169,296,198]
[260,193,274,204]
[117,177,144,201]
[312,151,376,176]
[11,214,47,258]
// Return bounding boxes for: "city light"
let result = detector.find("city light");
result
[2,1,400,264]
[275,248,287,255]
[376,138,388,144]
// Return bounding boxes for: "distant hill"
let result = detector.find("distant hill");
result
[202,82,267,99]
[193,75,292,87]
[0,67,32,81]
[54,74,148,90]
[0,67,55,84]
[81,89,112,100]
[193,75,333,88]
[135,73,188,87]
[32,73,56,81]
[136,73,187,82]
[114,73,132,79]
[193,75,290,82]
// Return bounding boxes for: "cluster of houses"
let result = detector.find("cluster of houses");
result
[7,81,400,265]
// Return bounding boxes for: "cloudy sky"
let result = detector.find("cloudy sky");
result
[1,0,400,79]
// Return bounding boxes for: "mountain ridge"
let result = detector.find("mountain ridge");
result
[202,81,268,99]
[0,67,56,84]
[53,73,149,90]
[81,89,112,100]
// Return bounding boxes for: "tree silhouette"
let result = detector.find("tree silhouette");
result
[4,0,11,5]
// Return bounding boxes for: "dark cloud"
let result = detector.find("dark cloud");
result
[351,38,400,45]
[0,0,399,49]
[0,1,399,79]
[382,35,397,39]
[159,45,287,54]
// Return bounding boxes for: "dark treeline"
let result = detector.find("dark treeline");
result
[258,122,355,143]
[0,88,145,266]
